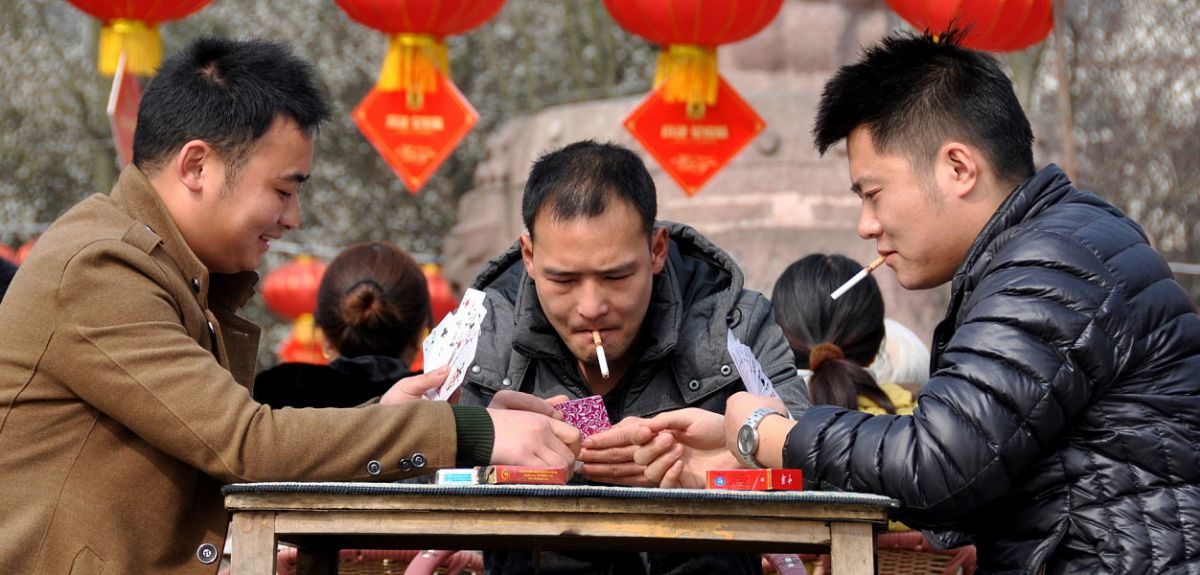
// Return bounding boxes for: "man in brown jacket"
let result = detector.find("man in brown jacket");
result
[0,38,579,575]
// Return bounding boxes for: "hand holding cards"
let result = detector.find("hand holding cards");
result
[421,288,488,400]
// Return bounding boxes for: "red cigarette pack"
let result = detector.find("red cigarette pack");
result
[705,469,803,491]
[481,465,567,485]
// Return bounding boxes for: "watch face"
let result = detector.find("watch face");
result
[737,424,757,456]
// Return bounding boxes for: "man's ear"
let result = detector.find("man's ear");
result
[937,141,979,200]
[649,227,668,273]
[175,140,216,195]
[520,232,535,278]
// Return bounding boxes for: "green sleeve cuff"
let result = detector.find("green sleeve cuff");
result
[451,405,494,467]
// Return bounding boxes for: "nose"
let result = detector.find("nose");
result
[281,195,301,230]
[575,280,610,322]
[857,200,881,240]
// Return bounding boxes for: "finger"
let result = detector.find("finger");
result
[643,409,703,434]
[661,459,685,489]
[581,424,652,450]
[578,444,637,464]
[539,436,578,469]
[579,462,646,479]
[632,432,676,466]
[397,366,449,392]
[546,395,570,406]
[548,418,583,455]
[643,443,684,485]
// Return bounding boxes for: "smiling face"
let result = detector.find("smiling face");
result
[189,116,312,274]
[521,197,668,373]
[848,125,979,290]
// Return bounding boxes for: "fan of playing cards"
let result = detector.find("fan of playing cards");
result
[422,288,488,400]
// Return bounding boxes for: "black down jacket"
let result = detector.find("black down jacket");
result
[784,165,1200,574]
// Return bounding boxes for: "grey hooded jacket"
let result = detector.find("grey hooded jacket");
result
[458,221,810,422]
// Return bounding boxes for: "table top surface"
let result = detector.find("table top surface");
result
[224,482,896,512]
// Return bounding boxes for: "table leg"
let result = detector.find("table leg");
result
[830,522,875,574]
[231,512,277,575]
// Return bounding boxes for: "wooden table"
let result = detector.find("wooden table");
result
[224,482,895,574]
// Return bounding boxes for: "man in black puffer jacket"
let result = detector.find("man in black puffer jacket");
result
[645,31,1200,574]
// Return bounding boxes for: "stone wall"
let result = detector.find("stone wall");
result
[441,0,949,341]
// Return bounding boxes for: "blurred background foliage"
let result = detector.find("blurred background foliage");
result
[1,0,1196,363]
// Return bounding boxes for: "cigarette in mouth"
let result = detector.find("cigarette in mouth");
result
[830,256,886,300]
[592,330,610,379]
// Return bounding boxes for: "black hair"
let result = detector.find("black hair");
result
[813,30,1034,185]
[771,254,894,413]
[133,37,331,178]
[315,242,430,359]
[521,140,657,238]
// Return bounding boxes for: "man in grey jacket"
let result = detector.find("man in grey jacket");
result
[458,140,809,575]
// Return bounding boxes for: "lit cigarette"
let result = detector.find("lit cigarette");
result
[592,330,610,379]
[830,256,886,300]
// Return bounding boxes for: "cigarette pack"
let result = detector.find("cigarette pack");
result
[481,465,567,485]
[435,468,480,485]
[705,469,803,491]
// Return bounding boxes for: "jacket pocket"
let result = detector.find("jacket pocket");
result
[69,546,105,575]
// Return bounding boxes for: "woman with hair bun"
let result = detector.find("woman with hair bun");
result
[255,241,447,408]
[771,253,914,416]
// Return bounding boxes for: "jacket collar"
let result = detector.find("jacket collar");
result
[109,165,258,311]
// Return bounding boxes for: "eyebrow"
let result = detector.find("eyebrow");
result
[850,177,877,196]
[280,173,310,185]
[544,261,638,277]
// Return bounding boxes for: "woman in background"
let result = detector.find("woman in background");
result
[771,253,915,415]
[255,241,443,408]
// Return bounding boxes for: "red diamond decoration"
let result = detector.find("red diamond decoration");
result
[624,75,765,197]
[352,71,479,194]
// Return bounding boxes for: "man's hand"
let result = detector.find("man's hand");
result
[578,417,657,486]
[488,408,581,468]
[380,366,449,405]
[487,390,565,420]
[723,392,793,470]
[633,408,731,488]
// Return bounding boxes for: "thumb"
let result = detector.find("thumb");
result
[397,365,449,393]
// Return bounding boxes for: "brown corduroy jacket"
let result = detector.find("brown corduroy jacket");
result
[0,167,462,575]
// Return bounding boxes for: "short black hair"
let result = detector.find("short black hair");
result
[813,31,1035,185]
[522,140,657,238]
[133,38,331,177]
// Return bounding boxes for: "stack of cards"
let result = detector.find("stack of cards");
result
[422,288,488,400]
[553,395,612,438]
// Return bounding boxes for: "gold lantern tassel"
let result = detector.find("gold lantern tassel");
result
[377,33,449,109]
[98,19,162,77]
[654,44,718,119]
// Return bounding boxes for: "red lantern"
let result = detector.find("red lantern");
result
[603,0,783,117]
[334,0,506,104]
[885,0,1053,52]
[422,263,457,325]
[64,0,213,76]
[261,255,327,320]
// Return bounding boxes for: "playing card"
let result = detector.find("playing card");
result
[726,330,781,401]
[553,395,612,438]
[423,288,488,400]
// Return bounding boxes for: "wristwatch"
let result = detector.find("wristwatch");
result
[736,407,784,469]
